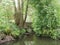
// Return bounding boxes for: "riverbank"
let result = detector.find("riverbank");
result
[1,34,60,45]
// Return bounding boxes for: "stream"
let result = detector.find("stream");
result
[1,35,60,45]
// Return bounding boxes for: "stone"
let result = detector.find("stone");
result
[0,33,6,40]
[0,35,15,44]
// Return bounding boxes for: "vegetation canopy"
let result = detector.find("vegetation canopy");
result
[0,0,60,40]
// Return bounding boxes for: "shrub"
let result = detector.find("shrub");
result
[11,30,20,38]
[30,0,58,39]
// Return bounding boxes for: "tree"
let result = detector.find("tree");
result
[13,0,23,28]
[13,0,29,28]
[23,0,29,26]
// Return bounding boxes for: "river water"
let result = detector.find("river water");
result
[1,35,60,45]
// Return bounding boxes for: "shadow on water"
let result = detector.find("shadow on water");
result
[1,35,60,45]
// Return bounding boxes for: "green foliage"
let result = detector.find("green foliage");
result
[0,0,60,40]
[0,0,14,33]
[1,23,18,35]
[0,23,26,38]
[35,29,59,39]
[0,0,26,38]
[20,29,26,35]
[32,0,58,30]
[30,0,59,39]
[11,30,20,38]
[3,25,12,35]
[11,28,26,38]
[50,30,58,39]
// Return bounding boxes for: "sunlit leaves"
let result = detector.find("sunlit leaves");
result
[30,0,58,36]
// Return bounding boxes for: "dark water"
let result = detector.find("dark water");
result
[1,35,60,45]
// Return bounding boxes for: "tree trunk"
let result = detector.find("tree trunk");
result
[18,0,23,28]
[13,0,19,25]
[23,0,29,26]
[13,0,23,28]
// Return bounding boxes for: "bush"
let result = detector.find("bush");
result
[11,30,20,38]
[30,0,58,39]
[11,28,26,38]
[0,22,26,38]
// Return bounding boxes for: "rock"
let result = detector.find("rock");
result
[5,35,15,41]
[0,33,6,40]
[0,35,15,44]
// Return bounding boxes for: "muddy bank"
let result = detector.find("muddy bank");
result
[0,35,15,44]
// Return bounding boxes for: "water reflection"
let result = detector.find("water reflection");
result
[1,35,60,45]
[24,41,35,45]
